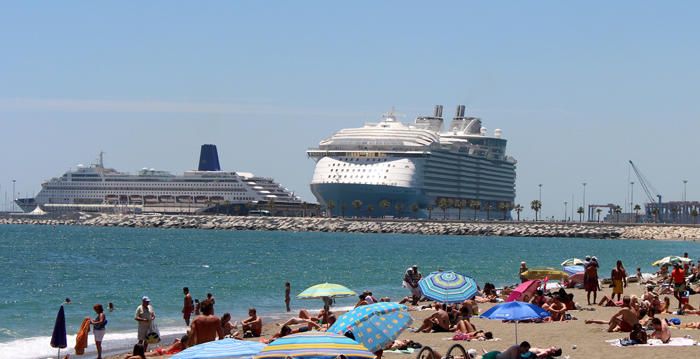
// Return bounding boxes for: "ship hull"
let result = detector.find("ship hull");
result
[310,183,426,218]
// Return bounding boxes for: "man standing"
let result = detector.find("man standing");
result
[206,293,215,314]
[584,258,600,305]
[671,263,686,309]
[188,299,223,346]
[611,260,627,302]
[135,296,156,351]
[403,265,422,305]
[285,282,291,312]
[182,287,194,326]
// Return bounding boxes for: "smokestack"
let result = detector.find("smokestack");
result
[198,144,221,171]
[457,105,466,117]
[433,105,443,118]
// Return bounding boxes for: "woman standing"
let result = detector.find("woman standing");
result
[89,304,107,359]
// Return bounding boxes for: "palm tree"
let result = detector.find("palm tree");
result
[498,202,510,220]
[427,205,433,220]
[691,208,698,224]
[233,204,240,216]
[633,204,641,223]
[267,198,276,216]
[530,200,542,221]
[670,206,679,223]
[352,200,363,217]
[576,206,584,222]
[651,207,659,223]
[514,204,523,221]
[595,208,602,223]
[469,200,481,221]
[394,202,404,217]
[379,199,391,217]
[437,198,449,220]
[326,200,336,218]
[340,203,347,218]
[367,204,374,217]
[486,203,494,221]
[614,205,622,223]
[411,203,419,218]
[454,200,464,220]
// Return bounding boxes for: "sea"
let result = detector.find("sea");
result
[1,224,698,358]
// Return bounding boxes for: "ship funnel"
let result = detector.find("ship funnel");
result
[455,105,466,118]
[198,144,221,171]
[433,105,443,118]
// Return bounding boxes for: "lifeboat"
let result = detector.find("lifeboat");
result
[159,195,175,203]
[176,196,193,203]
[195,196,209,203]
[144,195,158,203]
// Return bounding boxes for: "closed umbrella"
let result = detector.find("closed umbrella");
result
[297,283,356,311]
[50,306,67,359]
[328,302,413,352]
[418,271,478,304]
[172,338,265,359]
[254,332,374,359]
[651,256,691,267]
[480,301,550,343]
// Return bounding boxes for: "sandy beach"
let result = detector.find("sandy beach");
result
[103,283,700,359]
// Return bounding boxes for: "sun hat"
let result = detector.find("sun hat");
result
[142,296,150,302]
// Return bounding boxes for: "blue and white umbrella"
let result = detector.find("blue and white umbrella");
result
[328,302,413,352]
[480,301,550,343]
[172,338,265,359]
[418,271,478,304]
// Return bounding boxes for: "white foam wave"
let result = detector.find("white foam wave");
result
[0,326,185,359]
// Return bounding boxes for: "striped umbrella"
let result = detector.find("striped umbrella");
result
[418,271,478,304]
[297,283,356,299]
[254,332,374,359]
[327,302,413,352]
[172,339,265,359]
[651,256,691,267]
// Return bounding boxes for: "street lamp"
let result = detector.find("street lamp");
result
[12,180,16,212]
[564,201,568,222]
[683,180,688,202]
[582,182,587,222]
[630,181,635,223]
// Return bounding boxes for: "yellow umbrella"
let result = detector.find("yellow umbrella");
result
[520,268,569,281]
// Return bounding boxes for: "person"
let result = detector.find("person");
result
[89,304,107,359]
[240,307,262,337]
[134,296,155,351]
[285,282,291,312]
[635,267,643,282]
[586,296,638,332]
[194,299,201,315]
[221,313,236,337]
[207,293,215,314]
[188,299,223,345]
[146,334,188,356]
[683,252,691,272]
[64,297,72,305]
[416,303,450,333]
[584,258,600,305]
[482,341,531,359]
[453,305,476,333]
[543,295,567,321]
[629,323,648,344]
[519,261,528,282]
[671,263,686,309]
[527,346,563,358]
[354,293,369,308]
[403,265,422,305]
[611,260,627,301]
[125,343,146,359]
[108,302,114,312]
[530,290,547,307]
[182,287,194,326]
[649,317,671,343]
[364,291,378,304]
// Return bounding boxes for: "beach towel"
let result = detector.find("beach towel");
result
[74,318,91,355]
[385,347,415,354]
[607,337,696,347]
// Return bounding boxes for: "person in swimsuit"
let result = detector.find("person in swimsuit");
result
[649,317,671,343]
[585,296,638,332]
[89,304,107,359]
[285,282,291,312]
[182,287,194,326]
[584,259,600,305]
[416,303,450,333]
[147,335,188,357]
[611,260,627,302]
[671,264,686,309]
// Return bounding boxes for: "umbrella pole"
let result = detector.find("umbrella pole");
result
[515,321,518,344]
[57,348,60,359]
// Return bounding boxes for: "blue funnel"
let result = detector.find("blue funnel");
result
[198,144,221,171]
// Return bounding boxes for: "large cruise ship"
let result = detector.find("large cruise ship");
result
[15,144,304,214]
[307,105,517,219]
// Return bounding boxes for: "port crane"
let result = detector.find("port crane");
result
[628,160,663,222]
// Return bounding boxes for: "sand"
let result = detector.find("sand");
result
[106,284,700,359]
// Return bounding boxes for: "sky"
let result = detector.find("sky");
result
[1,1,699,219]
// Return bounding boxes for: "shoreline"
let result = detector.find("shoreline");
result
[1,213,700,240]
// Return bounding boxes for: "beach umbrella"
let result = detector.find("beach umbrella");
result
[418,271,478,304]
[520,268,568,281]
[327,302,413,352]
[651,256,692,267]
[480,301,550,344]
[568,272,585,286]
[297,283,356,311]
[254,332,374,359]
[506,280,540,302]
[50,306,67,359]
[172,338,265,359]
[560,258,585,266]
[562,265,585,276]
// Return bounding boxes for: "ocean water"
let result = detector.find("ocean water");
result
[0,224,698,358]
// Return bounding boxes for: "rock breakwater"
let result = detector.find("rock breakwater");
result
[2,214,700,240]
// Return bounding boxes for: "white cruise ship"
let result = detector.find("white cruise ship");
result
[15,144,302,214]
[307,105,517,219]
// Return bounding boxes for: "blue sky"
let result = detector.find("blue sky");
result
[1,1,698,219]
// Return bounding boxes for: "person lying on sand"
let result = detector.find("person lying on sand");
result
[585,296,638,332]
[481,341,531,359]
[278,310,323,330]
[146,334,189,356]
[415,303,451,333]
[526,346,563,358]
[452,329,493,341]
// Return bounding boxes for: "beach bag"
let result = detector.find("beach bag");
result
[146,321,161,344]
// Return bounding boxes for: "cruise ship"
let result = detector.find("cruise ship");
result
[15,144,304,214]
[307,105,517,219]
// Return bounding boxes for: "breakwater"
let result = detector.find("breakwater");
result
[2,213,699,240]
